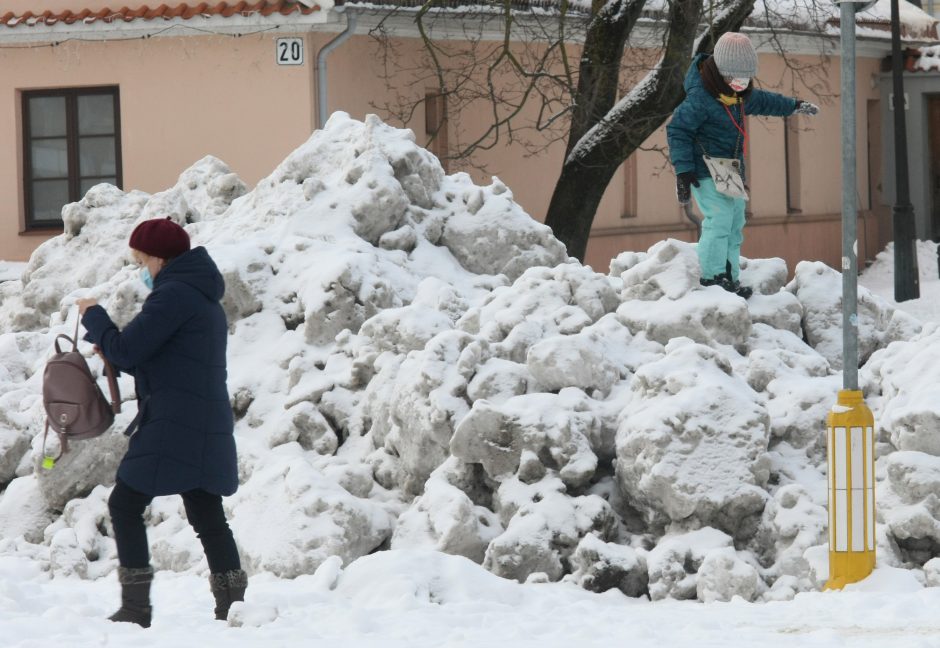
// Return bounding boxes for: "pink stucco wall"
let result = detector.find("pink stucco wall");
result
[0,33,318,260]
[0,27,886,275]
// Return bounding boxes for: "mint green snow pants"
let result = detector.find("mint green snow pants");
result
[691,177,747,281]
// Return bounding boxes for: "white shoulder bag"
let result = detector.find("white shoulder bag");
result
[702,153,749,201]
[700,102,749,201]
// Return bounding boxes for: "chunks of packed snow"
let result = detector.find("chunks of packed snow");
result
[788,261,922,369]
[617,239,701,301]
[391,465,501,562]
[451,389,601,488]
[42,485,114,578]
[863,323,940,456]
[740,257,789,296]
[370,331,480,494]
[617,286,752,349]
[746,323,837,459]
[358,278,467,355]
[458,263,620,356]
[34,426,130,511]
[696,547,762,602]
[569,532,648,596]
[440,178,568,279]
[525,331,619,393]
[877,451,940,565]
[646,527,733,601]
[483,476,619,583]
[229,449,395,578]
[751,484,827,593]
[746,291,803,336]
[616,338,771,539]
[925,556,940,586]
[0,476,57,544]
[0,427,30,489]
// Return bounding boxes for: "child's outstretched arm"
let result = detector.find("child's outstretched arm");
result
[747,89,803,117]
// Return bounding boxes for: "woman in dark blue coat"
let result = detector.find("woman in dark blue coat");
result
[77,217,245,628]
[667,32,819,298]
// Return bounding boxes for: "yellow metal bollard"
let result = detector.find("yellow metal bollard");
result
[825,389,876,590]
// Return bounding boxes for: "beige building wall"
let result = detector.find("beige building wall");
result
[0,33,319,260]
[0,24,887,278]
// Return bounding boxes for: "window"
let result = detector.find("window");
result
[425,90,448,172]
[784,115,802,213]
[22,86,122,229]
[621,154,638,219]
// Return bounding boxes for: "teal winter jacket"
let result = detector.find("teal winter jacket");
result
[667,53,798,182]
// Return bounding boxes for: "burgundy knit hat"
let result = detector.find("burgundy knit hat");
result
[129,217,190,259]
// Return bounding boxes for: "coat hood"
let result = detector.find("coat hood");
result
[153,246,225,301]
[683,53,709,94]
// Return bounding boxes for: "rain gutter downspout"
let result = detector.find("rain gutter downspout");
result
[317,8,357,129]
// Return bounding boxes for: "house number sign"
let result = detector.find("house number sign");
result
[276,38,304,66]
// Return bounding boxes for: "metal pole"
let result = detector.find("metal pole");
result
[891,0,921,301]
[842,0,859,390]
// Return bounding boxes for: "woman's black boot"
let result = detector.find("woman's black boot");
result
[109,566,153,628]
[209,569,248,620]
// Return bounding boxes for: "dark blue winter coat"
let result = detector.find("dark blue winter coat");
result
[82,246,237,497]
[667,53,797,181]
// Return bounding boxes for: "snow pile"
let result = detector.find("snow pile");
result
[616,338,771,541]
[789,260,921,369]
[0,112,938,604]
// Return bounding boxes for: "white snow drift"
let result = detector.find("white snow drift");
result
[0,113,936,605]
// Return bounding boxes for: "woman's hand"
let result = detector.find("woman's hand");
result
[76,298,98,316]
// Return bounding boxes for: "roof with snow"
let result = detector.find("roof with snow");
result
[826,0,939,40]
[1,0,936,43]
[912,44,940,71]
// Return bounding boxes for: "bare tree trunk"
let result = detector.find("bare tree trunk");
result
[564,0,647,159]
[545,0,755,261]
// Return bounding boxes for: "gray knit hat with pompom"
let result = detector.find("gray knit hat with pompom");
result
[713,32,758,78]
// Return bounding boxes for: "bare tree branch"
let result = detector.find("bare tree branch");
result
[366,0,837,257]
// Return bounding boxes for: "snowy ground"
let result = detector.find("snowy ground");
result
[2,116,940,647]
[1,551,940,648]
[859,240,940,324]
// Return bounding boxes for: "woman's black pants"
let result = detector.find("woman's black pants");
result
[108,477,241,573]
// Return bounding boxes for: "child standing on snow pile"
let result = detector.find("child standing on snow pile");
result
[666,32,819,299]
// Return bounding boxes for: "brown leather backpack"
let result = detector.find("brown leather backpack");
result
[41,319,121,469]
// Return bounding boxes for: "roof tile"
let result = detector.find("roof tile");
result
[0,0,319,28]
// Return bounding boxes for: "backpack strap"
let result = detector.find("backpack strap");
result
[97,350,122,414]
[40,419,68,470]
[53,317,81,355]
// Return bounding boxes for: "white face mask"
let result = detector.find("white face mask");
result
[728,77,750,92]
